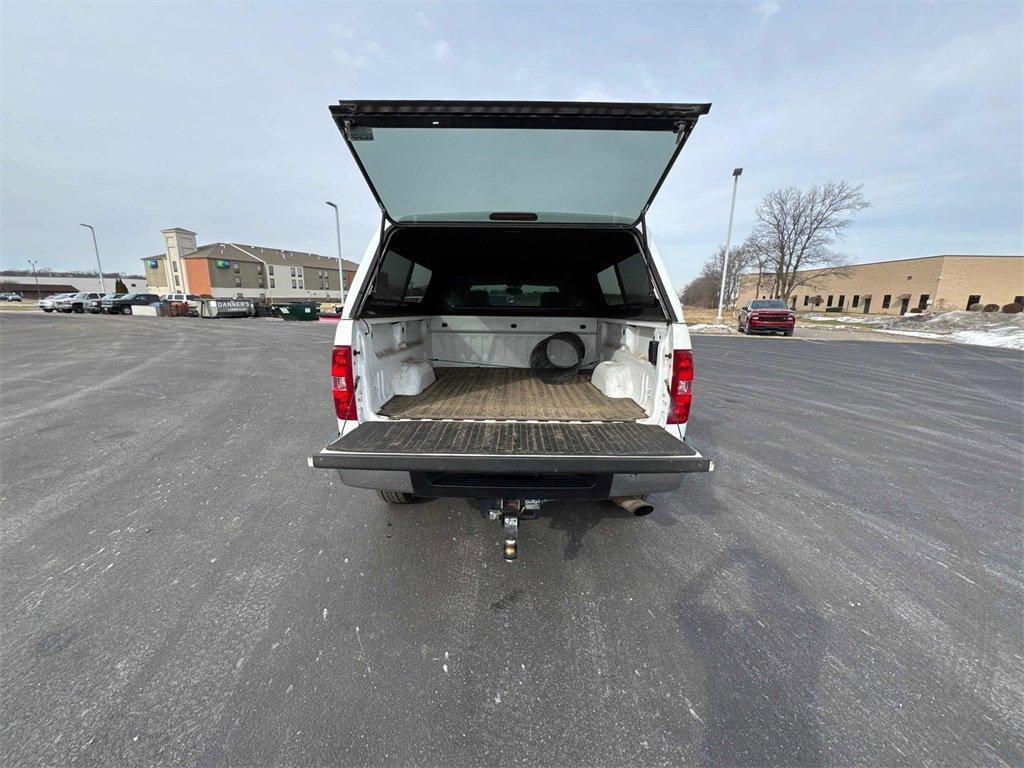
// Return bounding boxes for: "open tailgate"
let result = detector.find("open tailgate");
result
[310,421,711,474]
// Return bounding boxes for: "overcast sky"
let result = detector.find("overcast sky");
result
[2,2,1021,284]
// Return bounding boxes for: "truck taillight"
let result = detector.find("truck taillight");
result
[331,345,357,420]
[667,349,693,425]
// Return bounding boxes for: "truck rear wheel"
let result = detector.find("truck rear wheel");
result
[379,490,416,504]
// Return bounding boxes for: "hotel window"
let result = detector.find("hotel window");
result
[258,278,265,288]
[268,265,275,276]
[882,294,892,308]
[269,278,276,288]
[852,295,860,308]
[290,267,297,277]
[292,279,297,289]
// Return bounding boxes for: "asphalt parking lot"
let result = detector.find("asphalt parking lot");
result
[2,313,1021,767]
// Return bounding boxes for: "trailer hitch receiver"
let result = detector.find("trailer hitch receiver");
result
[486,499,541,561]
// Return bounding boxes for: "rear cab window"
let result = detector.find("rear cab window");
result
[444,282,583,309]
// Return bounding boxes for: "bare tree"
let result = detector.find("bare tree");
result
[747,181,869,300]
[680,243,754,309]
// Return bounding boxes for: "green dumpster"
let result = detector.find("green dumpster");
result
[277,302,320,321]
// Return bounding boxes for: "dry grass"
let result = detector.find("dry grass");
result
[681,307,737,325]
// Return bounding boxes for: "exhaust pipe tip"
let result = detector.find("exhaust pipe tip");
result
[611,496,654,517]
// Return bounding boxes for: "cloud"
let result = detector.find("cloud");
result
[331,48,370,69]
[415,11,431,30]
[574,80,614,101]
[430,39,450,60]
[331,35,383,70]
[756,1,780,24]
[327,22,355,39]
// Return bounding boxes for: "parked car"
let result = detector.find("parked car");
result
[738,299,796,336]
[55,292,105,313]
[102,293,161,315]
[0,292,22,302]
[160,293,202,314]
[87,293,125,313]
[309,100,714,560]
[39,293,72,312]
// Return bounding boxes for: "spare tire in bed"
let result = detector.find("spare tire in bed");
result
[530,332,586,384]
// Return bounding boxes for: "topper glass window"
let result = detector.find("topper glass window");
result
[331,101,711,225]
[348,128,678,224]
[372,252,432,306]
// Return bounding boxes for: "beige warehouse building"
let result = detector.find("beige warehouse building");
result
[736,254,1024,315]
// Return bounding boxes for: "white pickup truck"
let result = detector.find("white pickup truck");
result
[310,100,714,559]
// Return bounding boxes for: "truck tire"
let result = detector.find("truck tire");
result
[379,490,416,504]
[529,332,586,384]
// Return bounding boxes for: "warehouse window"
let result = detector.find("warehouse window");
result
[965,294,981,309]
[174,275,180,287]
[172,262,178,272]
[852,295,860,308]
[882,294,891,309]
[292,279,297,289]
[827,295,834,307]
[918,294,930,310]
[234,276,241,287]
[256,264,263,275]
[803,295,810,306]
[268,265,275,276]
[258,278,265,288]
[837,294,845,307]
[233,262,239,272]
[290,267,296,277]
[269,278,275,288]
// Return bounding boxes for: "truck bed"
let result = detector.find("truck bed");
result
[378,367,646,422]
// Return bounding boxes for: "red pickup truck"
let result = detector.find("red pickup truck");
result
[738,299,796,336]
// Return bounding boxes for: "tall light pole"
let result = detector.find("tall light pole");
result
[78,223,106,293]
[715,167,743,323]
[325,201,345,304]
[27,259,41,303]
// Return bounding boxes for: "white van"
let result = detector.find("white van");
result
[310,100,714,558]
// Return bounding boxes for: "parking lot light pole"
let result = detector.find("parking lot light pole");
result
[79,223,106,293]
[715,168,743,324]
[27,259,41,303]
[325,202,344,305]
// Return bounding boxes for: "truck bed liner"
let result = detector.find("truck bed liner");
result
[311,421,711,474]
[379,367,646,422]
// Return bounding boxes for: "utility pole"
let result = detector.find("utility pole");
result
[715,167,743,323]
[79,223,106,293]
[27,259,41,303]
[325,201,345,305]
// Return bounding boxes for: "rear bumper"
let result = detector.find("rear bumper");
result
[335,468,685,499]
